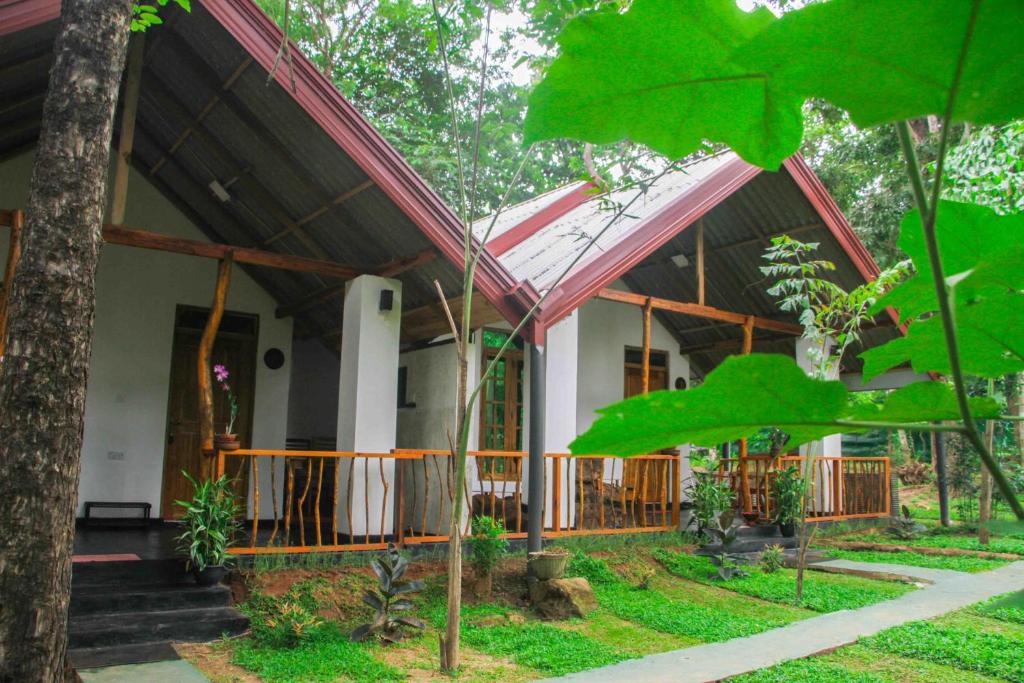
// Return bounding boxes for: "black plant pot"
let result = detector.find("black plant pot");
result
[193,565,227,586]
[779,522,796,538]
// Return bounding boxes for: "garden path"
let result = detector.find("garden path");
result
[542,559,1024,683]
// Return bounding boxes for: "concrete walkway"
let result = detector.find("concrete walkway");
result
[543,560,1024,683]
[79,660,209,682]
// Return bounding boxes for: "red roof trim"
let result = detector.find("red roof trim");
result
[487,182,594,257]
[782,154,880,281]
[533,155,762,329]
[0,0,59,38]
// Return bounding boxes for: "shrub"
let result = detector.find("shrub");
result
[686,473,735,534]
[760,544,785,574]
[895,460,931,485]
[243,582,323,649]
[889,505,926,540]
[470,515,508,575]
[567,551,620,585]
[771,466,803,526]
[350,544,425,643]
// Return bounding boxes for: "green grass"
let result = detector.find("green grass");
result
[653,550,912,612]
[862,621,1024,682]
[567,552,791,641]
[728,657,887,682]
[821,548,1008,573]
[563,608,700,655]
[461,621,631,676]
[977,592,1024,625]
[842,531,1024,556]
[232,623,404,682]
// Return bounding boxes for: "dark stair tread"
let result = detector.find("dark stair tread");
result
[69,606,248,649]
[71,584,232,616]
[70,641,180,670]
[72,559,191,587]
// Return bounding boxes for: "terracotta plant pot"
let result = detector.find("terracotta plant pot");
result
[528,551,569,581]
[215,433,240,451]
[193,565,227,586]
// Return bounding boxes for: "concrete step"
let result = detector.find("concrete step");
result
[70,583,231,617]
[69,606,248,649]
[69,641,180,670]
[72,559,191,588]
[698,534,798,555]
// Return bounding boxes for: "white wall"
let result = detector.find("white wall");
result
[0,150,293,517]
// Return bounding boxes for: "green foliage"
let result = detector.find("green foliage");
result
[890,505,926,541]
[945,121,1024,214]
[862,621,1024,682]
[233,622,404,683]
[470,515,509,574]
[654,550,912,612]
[846,530,1024,556]
[461,621,630,676]
[350,544,425,643]
[131,0,190,32]
[771,466,803,526]
[686,472,735,532]
[822,548,1008,573]
[759,544,785,574]
[566,551,620,585]
[730,657,886,683]
[703,509,749,581]
[979,592,1024,625]
[243,581,324,649]
[174,473,240,572]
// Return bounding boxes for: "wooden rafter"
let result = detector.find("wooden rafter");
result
[264,179,375,245]
[101,224,362,279]
[275,248,437,319]
[110,34,145,225]
[596,288,802,336]
[641,296,652,394]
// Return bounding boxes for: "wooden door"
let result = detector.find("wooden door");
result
[161,315,256,519]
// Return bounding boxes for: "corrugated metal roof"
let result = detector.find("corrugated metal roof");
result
[471,182,584,244]
[483,153,736,290]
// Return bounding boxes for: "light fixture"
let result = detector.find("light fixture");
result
[670,253,690,268]
[379,289,394,311]
[208,179,231,203]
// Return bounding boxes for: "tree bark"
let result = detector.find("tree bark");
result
[1006,373,1023,463]
[0,2,133,680]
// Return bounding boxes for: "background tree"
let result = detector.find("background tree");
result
[0,1,136,680]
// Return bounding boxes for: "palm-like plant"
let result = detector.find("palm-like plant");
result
[351,544,426,643]
[174,472,241,572]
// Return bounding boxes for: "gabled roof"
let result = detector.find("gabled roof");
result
[0,0,523,340]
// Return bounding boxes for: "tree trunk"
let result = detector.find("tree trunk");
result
[0,2,133,680]
[1006,373,1023,464]
[897,429,917,467]
[980,382,996,545]
[442,340,470,672]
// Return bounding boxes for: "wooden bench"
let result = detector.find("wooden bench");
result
[83,501,152,528]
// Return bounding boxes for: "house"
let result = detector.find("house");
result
[0,0,904,561]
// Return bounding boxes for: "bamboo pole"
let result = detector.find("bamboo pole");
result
[250,457,259,548]
[641,297,653,394]
[0,209,23,359]
[738,316,755,516]
[198,253,233,463]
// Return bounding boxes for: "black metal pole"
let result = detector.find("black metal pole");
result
[933,429,951,527]
[528,335,546,553]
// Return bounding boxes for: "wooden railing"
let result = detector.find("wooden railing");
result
[217,449,681,555]
[548,454,681,536]
[715,454,890,522]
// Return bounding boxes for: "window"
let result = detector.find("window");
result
[477,330,524,479]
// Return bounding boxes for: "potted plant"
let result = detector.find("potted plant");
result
[469,516,508,599]
[175,472,241,585]
[527,548,569,580]
[771,466,803,537]
[213,363,240,451]
[685,472,735,540]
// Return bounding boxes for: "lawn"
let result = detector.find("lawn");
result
[731,593,1024,683]
[180,537,914,682]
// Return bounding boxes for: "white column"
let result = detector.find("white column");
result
[538,312,579,529]
[336,275,402,537]
[795,337,841,513]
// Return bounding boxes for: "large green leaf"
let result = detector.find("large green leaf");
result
[850,381,1000,422]
[734,0,1024,130]
[522,0,803,169]
[570,354,848,456]
[875,201,1024,321]
[861,293,1024,381]
[525,0,1024,170]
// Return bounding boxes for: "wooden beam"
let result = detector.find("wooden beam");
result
[596,288,803,336]
[110,34,145,225]
[275,248,437,319]
[0,209,24,359]
[102,224,363,279]
[199,254,233,460]
[641,297,652,394]
[696,219,705,306]
[738,315,755,516]
[678,334,790,356]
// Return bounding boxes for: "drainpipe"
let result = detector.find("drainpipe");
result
[528,333,546,553]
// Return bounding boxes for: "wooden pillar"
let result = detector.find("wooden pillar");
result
[641,296,653,394]
[0,209,24,359]
[199,253,234,470]
[110,34,145,225]
[696,219,705,306]
[738,316,755,516]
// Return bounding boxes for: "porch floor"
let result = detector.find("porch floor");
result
[75,524,182,561]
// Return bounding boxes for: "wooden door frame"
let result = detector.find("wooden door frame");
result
[160,304,259,519]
